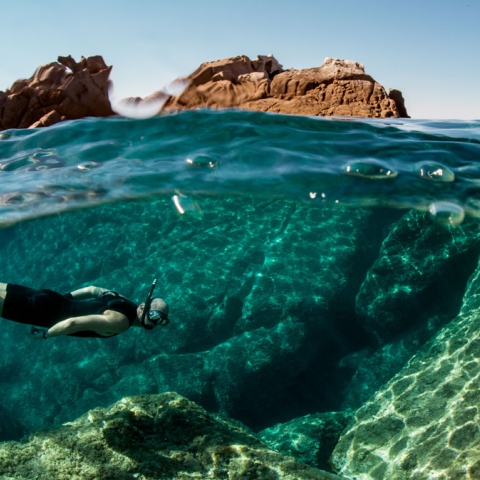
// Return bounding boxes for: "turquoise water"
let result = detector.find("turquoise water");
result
[1,110,480,472]
[1,111,480,224]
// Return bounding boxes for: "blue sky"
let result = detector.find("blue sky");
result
[1,0,478,119]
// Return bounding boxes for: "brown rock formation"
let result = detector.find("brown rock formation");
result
[0,55,113,130]
[0,54,408,131]
[163,55,409,118]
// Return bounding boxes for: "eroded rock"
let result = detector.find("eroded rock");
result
[0,392,344,480]
[0,55,113,130]
[163,56,409,118]
[1,54,408,130]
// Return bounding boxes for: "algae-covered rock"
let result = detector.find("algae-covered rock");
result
[0,392,345,480]
[331,256,480,479]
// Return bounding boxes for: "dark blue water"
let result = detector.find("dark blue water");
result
[1,110,480,475]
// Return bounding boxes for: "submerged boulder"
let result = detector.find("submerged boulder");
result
[0,392,344,480]
[337,211,480,409]
[259,410,354,472]
[356,210,480,345]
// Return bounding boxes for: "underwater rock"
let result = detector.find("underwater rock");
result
[259,410,354,472]
[2,194,477,476]
[163,56,408,118]
[0,404,24,442]
[0,197,390,435]
[331,256,480,479]
[0,392,345,480]
[339,210,480,408]
[356,209,480,344]
[0,55,113,130]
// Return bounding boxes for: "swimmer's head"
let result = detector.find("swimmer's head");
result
[138,297,169,330]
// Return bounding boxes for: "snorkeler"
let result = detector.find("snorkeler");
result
[0,279,169,339]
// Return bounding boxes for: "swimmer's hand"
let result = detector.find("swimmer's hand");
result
[29,326,49,340]
[65,286,114,300]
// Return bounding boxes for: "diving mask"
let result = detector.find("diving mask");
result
[140,279,169,329]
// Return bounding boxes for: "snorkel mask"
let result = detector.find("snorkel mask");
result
[140,279,170,330]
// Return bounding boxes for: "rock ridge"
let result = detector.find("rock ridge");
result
[162,55,409,118]
[0,54,409,130]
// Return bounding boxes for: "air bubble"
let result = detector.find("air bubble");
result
[418,162,455,182]
[345,160,397,179]
[29,150,64,170]
[30,150,56,160]
[428,201,464,226]
[186,154,218,169]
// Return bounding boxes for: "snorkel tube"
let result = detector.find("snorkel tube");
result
[141,278,157,329]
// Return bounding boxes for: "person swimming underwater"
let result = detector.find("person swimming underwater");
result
[0,280,169,339]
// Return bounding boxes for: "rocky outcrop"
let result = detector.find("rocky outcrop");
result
[0,54,408,131]
[0,392,345,480]
[0,55,113,130]
[163,55,409,118]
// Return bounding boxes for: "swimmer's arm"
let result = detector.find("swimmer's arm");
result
[67,286,110,300]
[45,312,129,338]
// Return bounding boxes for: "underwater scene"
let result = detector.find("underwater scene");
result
[1,110,480,479]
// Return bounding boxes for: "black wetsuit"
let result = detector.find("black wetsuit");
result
[2,284,138,338]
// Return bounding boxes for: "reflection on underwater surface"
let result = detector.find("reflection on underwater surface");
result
[0,111,480,478]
